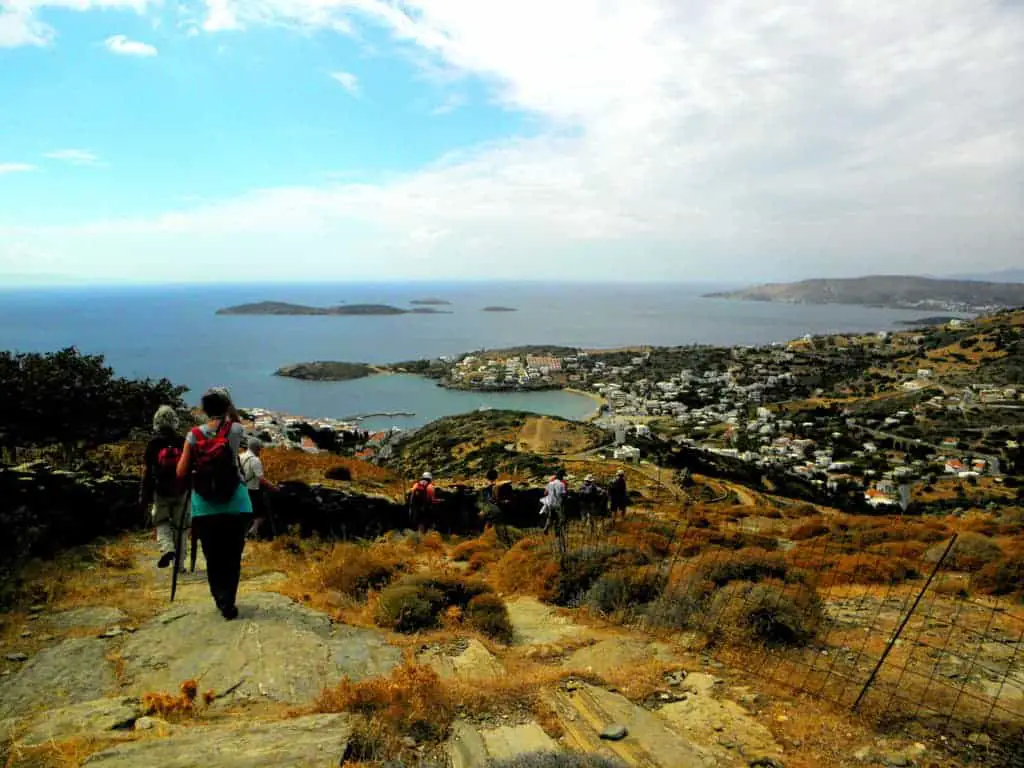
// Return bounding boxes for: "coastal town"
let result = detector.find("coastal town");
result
[247,309,1023,513]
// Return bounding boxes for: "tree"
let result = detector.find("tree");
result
[0,347,187,455]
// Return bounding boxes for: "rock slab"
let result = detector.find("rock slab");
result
[418,638,506,683]
[84,713,352,767]
[0,638,115,719]
[447,720,560,768]
[45,606,128,631]
[18,697,141,747]
[118,592,400,705]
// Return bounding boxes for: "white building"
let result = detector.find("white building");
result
[613,445,641,463]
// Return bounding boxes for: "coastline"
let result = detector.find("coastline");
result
[563,387,606,421]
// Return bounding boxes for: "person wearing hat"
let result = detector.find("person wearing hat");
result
[240,437,277,539]
[541,468,568,535]
[609,468,628,518]
[140,405,190,571]
[408,471,438,530]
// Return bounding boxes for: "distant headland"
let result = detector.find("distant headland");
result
[217,301,447,316]
[482,306,518,312]
[704,275,1024,313]
[410,298,452,306]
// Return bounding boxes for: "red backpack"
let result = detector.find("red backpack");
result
[190,420,241,503]
[154,444,183,497]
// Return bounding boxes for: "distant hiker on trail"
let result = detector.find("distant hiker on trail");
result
[140,405,190,572]
[540,468,567,535]
[176,388,252,621]
[609,468,628,518]
[479,468,513,547]
[409,471,439,531]
[578,473,604,531]
[241,437,277,540]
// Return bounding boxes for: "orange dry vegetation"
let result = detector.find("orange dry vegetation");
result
[490,534,560,596]
[141,679,213,720]
[315,662,453,741]
[261,447,400,489]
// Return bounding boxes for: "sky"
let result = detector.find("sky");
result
[0,1,1022,285]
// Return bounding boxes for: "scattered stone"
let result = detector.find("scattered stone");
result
[853,746,873,762]
[84,713,352,767]
[0,638,115,719]
[119,592,400,706]
[99,627,124,639]
[17,697,141,747]
[401,736,417,749]
[418,638,505,683]
[967,733,992,747]
[28,605,45,614]
[563,637,678,678]
[4,653,28,663]
[750,758,785,768]
[600,724,628,741]
[18,631,31,639]
[664,670,687,686]
[548,682,716,767]
[134,716,156,731]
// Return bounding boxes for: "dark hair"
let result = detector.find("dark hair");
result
[200,389,231,418]
[555,468,566,479]
[486,468,499,482]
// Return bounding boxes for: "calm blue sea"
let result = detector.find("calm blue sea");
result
[0,282,947,431]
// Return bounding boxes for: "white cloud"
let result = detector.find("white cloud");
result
[44,149,102,166]
[5,0,1024,282]
[202,0,240,31]
[329,70,360,96]
[104,33,157,56]
[0,163,36,175]
[0,1,153,48]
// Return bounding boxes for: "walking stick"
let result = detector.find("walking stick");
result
[170,495,190,602]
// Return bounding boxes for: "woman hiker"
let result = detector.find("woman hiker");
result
[176,388,253,620]
[140,405,190,572]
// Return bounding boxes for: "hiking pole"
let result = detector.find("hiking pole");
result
[169,495,189,602]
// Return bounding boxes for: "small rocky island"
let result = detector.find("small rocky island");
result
[482,306,518,312]
[217,301,446,316]
[410,298,452,306]
[274,361,377,381]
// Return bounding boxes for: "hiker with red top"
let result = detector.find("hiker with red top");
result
[408,471,439,530]
[175,388,252,620]
[140,405,190,571]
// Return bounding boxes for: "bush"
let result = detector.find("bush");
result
[585,570,665,616]
[375,575,509,638]
[708,581,822,647]
[316,662,452,742]
[317,544,404,598]
[465,593,514,643]
[973,553,1024,598]
[646,588,703,631]
[487,753,627,768]
[696,548,805,588]
[925,533,1003,572]
[376,584,443,633]
[549,546,649,606]
[790,520,830,540]
[826,553,920,586]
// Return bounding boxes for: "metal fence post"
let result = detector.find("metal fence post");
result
[852,533,959,713]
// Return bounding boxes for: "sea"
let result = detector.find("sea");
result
[0,282,954,432]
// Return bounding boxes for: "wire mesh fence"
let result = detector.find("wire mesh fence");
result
[539,485,1024,762]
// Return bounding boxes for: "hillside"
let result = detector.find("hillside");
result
[387,410,606,479]
[704,275,1024,311]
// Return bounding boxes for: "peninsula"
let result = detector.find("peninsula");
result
[217,301,445,316]
[410,298,452,306]
[704,275,1024,312]
[274,361,377,381]
[482,306,518,312]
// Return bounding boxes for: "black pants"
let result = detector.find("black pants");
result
[193,514,251,612]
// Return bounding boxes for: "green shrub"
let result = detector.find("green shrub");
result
[375,574,507,636]
[646,589,703,631]
[925,533,1003,572]
[973,554,1024,598]
[550,545,649,606]
[584,570,665,616]
[376,584,444,633]
[707,581,822,647]
[465,593,514,643]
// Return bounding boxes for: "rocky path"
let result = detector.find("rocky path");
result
[0,540,789,768]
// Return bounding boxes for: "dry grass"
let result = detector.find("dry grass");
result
[2,736,105,768]
[261,448,403,495]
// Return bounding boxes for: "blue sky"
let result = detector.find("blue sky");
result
[1,1,1022,284]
